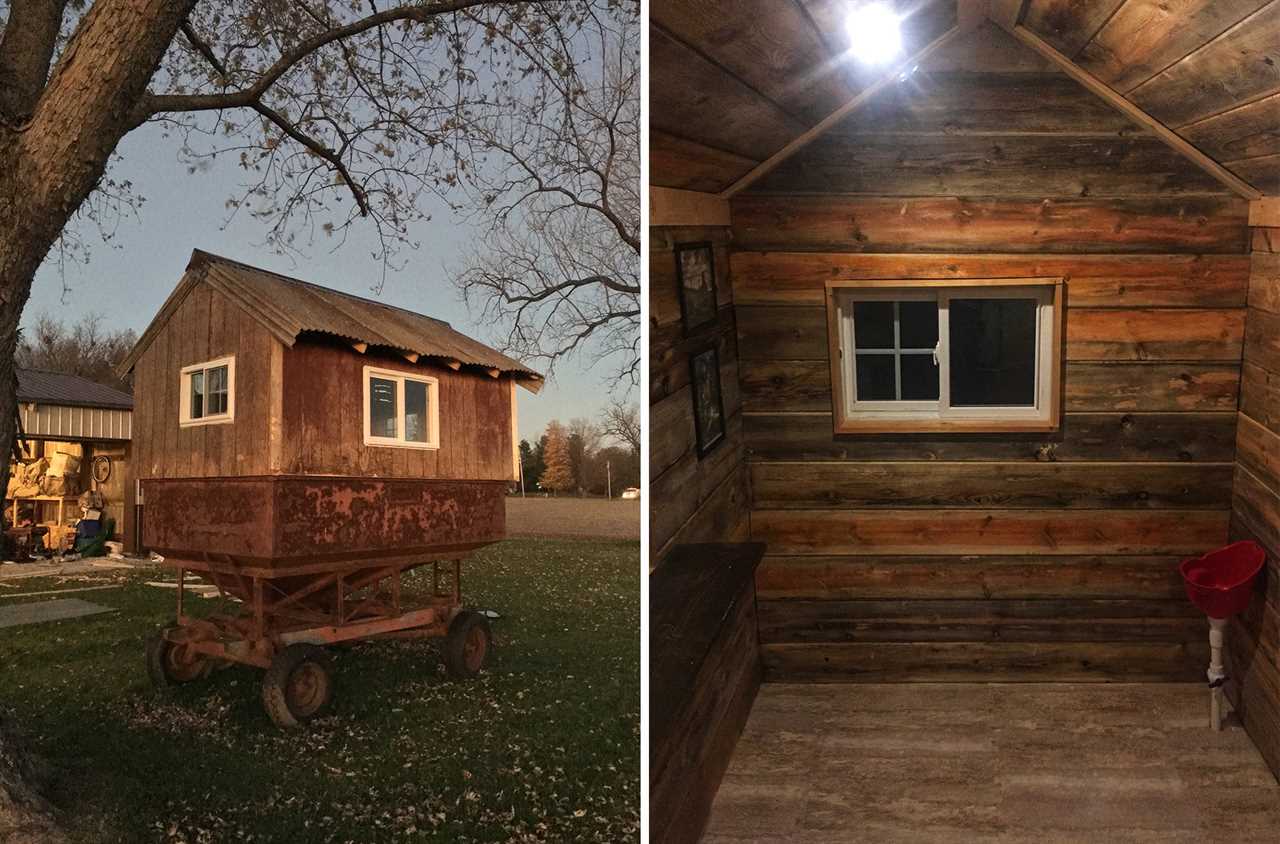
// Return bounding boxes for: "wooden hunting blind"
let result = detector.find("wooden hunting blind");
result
[649,0,1280,840]
[118,249,542,727]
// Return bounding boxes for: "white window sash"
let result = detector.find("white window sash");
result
[362,365,440,450]
[179,356,235,427]
[839,285,1055,425]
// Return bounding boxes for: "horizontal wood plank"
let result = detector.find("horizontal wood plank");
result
[750,508,1229,555]
[736,304,1244,362]
[739,361,1241,412]
[761,640,1206,682]
[1248,252,1280,314]
[758,598,1203,644]
[755,554,1186,600]
[750,462,1233,509]
[831,72,1136,136]
[748,134,1229,197]
[1244,306,1280,374]
[729,195,1250,254]
[730,252,1249,308]
[1242,363,1280,435]
[744,411,1238,463]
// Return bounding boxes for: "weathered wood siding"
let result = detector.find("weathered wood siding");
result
[280,337,515,481]
[733,66,1250,682]
[650,227,749,565]
[132,283,281,479]
[1227,222,1280,780]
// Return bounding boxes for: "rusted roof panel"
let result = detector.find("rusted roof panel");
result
[119,250,542,390]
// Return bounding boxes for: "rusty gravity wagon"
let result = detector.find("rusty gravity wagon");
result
[118,250,542,727]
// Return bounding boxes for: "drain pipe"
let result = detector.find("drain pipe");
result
[1208,617,1228,732]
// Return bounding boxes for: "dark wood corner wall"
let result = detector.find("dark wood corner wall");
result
[729,59,1252,684]
[650,226,750,566]
[1228,216,1280,779]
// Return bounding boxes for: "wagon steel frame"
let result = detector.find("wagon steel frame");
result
[156,551,472,671]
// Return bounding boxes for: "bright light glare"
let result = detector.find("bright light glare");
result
[845,3,902,65]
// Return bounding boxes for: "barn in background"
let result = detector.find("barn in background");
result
[649,1,1280,840]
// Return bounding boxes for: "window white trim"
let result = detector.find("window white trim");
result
[826,278,1064,433]
[179,356,235,427]
[362,365,440,450]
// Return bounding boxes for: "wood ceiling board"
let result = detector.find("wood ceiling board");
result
[1181,91,1280,163]
[1126,0,1280,128]
[1227,154,1280,195]
[649,0,854,124]
[746,134,1230,197]
[1021,0,1129,58]
[649,25,807,161]
[1075,0,1273,93]
[832,72,1138,136]
[720,24,966,198]
[800,0,959,86]
[1008,23,1262,198]
[922,20,1056,72]
[649,131,759,194]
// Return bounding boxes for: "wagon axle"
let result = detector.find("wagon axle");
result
[145,555,491,728]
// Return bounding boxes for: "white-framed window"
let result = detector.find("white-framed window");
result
[362,365,440,449]
[179,356,235,426]
[825,278,1063,433]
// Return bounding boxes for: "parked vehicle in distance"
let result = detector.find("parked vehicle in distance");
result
[621,487,640,500]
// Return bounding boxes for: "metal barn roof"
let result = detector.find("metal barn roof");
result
[17,369,134,410]
[119,250,543,391]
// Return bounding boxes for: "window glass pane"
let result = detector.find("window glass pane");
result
[404,380,429,443]
[369,376,398,438]
[949,298,1037,407]
[853,301,894,349]
[207,366,228,415]
[900,353,939,400]
[898,301,938,349]
[855,354,895,401]
[189,370,204,419]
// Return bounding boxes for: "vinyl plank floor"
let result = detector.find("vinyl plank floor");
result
[703,683,1280,843]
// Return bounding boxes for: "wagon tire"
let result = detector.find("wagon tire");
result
[262,644,334,729]
[146,629,212,687]
[445,611,491,679]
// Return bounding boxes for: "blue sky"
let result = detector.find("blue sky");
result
[26,122,626,443]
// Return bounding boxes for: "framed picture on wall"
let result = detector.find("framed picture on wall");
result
[675,242,718,335]
[689,345,726,457]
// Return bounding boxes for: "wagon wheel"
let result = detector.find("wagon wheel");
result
[145,629,213,687]
[262,644,334,729]
[444,611,492,679]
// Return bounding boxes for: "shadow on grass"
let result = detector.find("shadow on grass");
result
[0,538,640,842]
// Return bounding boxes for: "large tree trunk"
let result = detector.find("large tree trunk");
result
[0,0,197,496]
[0,2,196,835]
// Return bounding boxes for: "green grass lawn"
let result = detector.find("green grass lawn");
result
[0,538,639,843]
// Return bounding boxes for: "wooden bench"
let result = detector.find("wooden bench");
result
[650,542,766,844]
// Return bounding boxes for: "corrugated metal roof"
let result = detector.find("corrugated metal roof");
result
[16,369,134,410]
[119,250,543,391]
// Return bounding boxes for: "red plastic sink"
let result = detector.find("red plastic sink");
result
[1180,541,1266,619]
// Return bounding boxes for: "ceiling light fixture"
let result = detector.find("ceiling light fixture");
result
[845,2,903,65]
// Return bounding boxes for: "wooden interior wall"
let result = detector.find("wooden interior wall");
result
[132,284,279,480]
[650,227,749,565]
[731,59,1252,682]
[1227,222,1280,779]
[280,337,515,482]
